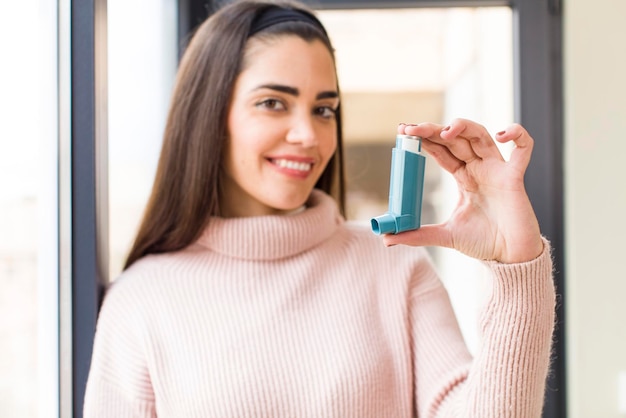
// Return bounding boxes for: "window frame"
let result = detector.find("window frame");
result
[63,0,109,417]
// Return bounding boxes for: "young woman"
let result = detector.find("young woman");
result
[83,1,555,417]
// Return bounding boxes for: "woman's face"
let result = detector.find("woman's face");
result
[221,35,339,217]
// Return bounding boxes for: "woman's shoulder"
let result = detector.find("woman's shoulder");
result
[113,242,210,283]
[103,251,192,308]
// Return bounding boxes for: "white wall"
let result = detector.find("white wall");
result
[565,1,626,417]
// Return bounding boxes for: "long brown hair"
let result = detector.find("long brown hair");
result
[124,0,345,269]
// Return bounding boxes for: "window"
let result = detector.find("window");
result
[318,6,513,354]
[95,1,564,416]
[107,0,178,280]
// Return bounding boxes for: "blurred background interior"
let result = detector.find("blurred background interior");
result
[1,0,625,417]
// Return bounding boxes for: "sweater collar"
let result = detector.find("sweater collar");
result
[196,190,343,260]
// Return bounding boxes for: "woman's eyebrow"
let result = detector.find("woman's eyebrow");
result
[255,84,299,96]
[254,84,338,100]
[316,91,339,100]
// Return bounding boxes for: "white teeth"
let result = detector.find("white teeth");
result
[274,159,312,172]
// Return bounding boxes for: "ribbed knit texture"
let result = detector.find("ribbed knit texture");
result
[83,190,555,418]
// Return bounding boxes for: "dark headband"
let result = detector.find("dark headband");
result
[249,6,328,37]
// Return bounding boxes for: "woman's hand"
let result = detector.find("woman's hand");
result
[382,119,544,264]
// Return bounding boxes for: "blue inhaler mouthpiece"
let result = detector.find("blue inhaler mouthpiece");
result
[371,134,426,235]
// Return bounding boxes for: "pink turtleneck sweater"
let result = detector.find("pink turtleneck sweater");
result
[83,190,555,418]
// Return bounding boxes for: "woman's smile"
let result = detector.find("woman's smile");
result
[267,156,315,178]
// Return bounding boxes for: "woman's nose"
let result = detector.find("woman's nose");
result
[285,114,317,147]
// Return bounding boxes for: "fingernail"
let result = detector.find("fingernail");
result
[496,130,506,136]
[442,125,451,132]
[398,122,406,126]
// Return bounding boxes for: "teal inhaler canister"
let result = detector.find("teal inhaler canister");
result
[371,134,426,235]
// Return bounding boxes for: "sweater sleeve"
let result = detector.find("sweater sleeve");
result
[412,238,556,418]
[83,280,157,418]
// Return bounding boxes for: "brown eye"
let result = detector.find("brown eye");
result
[314,106,337,119]
[257,98,286,111]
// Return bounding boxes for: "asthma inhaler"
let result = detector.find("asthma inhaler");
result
[371,134,426,235]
